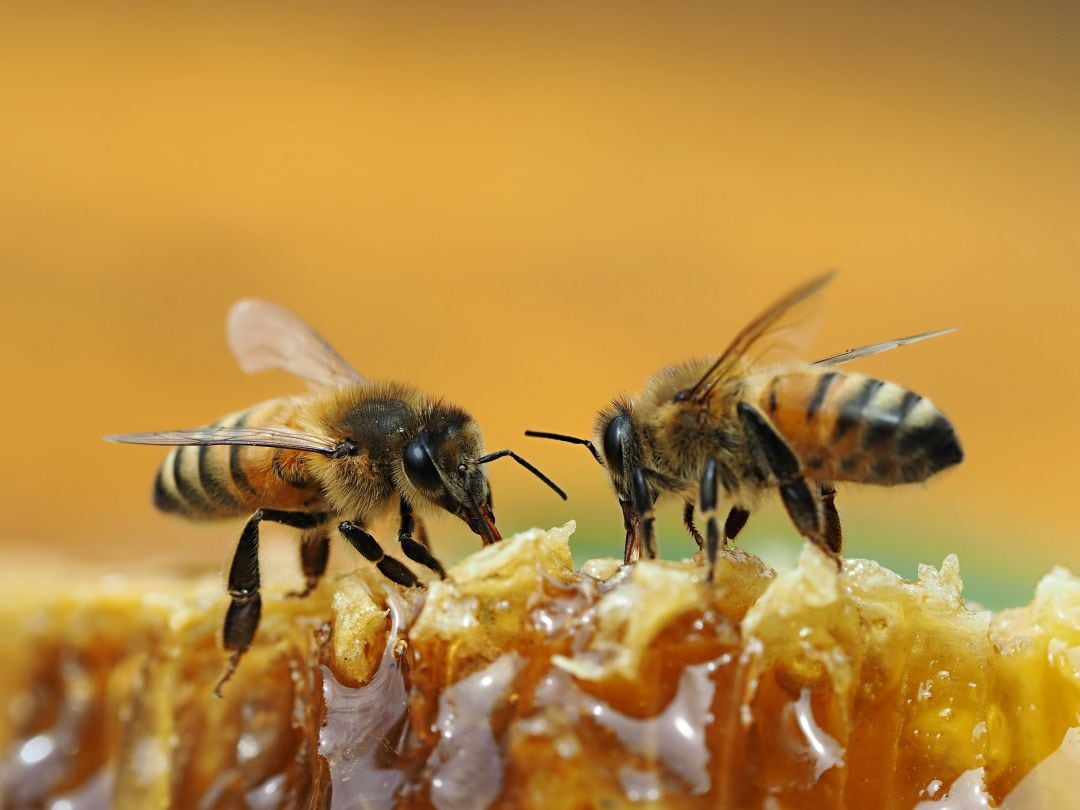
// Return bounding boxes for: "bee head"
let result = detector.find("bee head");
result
[594,401,650,506]
[400,407,501,544]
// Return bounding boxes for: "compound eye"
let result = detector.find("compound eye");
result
[602,414,632,470]
[403,438,442,489]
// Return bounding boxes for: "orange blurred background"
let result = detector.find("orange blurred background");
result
[1,2,1076,607]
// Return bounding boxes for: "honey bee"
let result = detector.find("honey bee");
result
[107,299,565,693]
[527,273,963,579]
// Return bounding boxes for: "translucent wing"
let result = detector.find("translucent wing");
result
[104,426,341,456]
[227,299,365,390]
[688,272,835,400]
[813,327,957,367]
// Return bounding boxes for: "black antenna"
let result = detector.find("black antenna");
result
[524,430,604,466]
[476,449,567,500]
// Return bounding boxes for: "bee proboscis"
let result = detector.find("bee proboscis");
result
[527,273,963,579]
[108,299,564,693]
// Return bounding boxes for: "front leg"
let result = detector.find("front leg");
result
[620,499,640,564]
[397,500,446,578]
[631,468,658,560]
[338,520,421,588]
[413,511,431,550]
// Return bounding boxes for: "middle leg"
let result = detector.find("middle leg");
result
[724,506,750,546]
[697,459,752,582]
[288,527,331,599]
[699,458,721,580]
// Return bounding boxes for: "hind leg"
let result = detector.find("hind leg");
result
[737,403,840,568]
[819,482,842,554]
[216,509,326,696]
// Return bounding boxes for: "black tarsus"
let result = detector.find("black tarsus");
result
[476,448,567,500]
[524,430,604,466]
[779,481,820,536]
[620,499,639,564]
[398,499,446,578]
[378,557,421,587]
[338,520,421,588]
[700,458,721,581]
[288,528,331,599]
[216,508,327,697]
[631,467,658,560]
[819,482,842,554]
[724,506,750,545]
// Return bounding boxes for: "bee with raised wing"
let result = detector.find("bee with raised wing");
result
[108,299,564,693]
[527,274,963,580]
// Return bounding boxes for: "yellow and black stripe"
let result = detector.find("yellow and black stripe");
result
[150,399,322,520]
[757,369,963,485]
[152,412,254,520]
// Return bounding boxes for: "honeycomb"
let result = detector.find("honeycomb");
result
[0,523,1077,809]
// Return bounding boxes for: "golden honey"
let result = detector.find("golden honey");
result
[0,524,1076,808]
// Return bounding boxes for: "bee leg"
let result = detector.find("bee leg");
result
[216,512,263,697]
[723,506,751,546]
[413,513,431,549]
[255,509,328,599]
[287,528,331,599]
[397,500,446,579]
[819,482,842,555]
[682,501,705,550]
[631,467,658,560]
[737,403,840,569]
[338,520,421,588]
[215,508,329,694]
[697,458,721,581]
[620,499,641,564]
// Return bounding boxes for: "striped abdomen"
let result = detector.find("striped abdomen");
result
[754,369,963,485]
[152,396,325,520]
